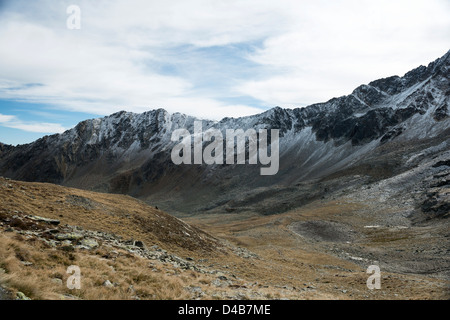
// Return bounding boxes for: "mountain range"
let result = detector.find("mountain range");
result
[0,50,449,218]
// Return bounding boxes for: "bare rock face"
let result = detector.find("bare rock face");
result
[434,103,449,121]
[421,190,450,219]
[420,161,450,220]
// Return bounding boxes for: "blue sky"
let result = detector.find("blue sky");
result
[0,0,449,145]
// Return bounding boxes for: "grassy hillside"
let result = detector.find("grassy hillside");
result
[0,177,448,300]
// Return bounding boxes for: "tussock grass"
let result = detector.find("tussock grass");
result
[0,232,194,299]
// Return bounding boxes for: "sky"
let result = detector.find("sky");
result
[0,0,449,145]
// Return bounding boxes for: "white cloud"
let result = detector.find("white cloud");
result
[0,0,449,120]
[83,0,294,47]
[236,0,450,106]
[0,9,267,118]
[0,113,66,133]
[0,114,16,123]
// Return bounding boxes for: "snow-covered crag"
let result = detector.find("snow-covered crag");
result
[0,51,449,215]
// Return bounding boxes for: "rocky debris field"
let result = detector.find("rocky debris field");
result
[297,149,450,280]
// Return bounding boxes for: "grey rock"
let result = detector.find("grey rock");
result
[80,238,99,249]
[16,292,31,300]
[51,278,63,285]
[55,232,83,241]
[25,215,60,226]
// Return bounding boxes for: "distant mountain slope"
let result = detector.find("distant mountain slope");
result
[0,50,449,215]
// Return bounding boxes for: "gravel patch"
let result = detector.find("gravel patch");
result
[289,220,357,243]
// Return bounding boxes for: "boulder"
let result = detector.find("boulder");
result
[79,238,99,249]
[55,232,83,241]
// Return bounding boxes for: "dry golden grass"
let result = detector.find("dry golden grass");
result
[1,177,449,300]
[0,231,215,300]
[0,231,321,300]
[0,178,221,258]
[0,178,316,300]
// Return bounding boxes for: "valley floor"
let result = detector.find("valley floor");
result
[183,199,449,300]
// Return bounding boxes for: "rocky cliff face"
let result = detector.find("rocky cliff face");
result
[0,51,449,215]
